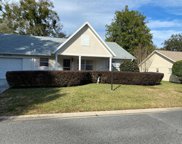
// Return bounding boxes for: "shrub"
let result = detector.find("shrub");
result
[6,71,92,88]
[90,71,163,85]
[172,60,182,83]
[120,60,139,72]
[6,71,164,88]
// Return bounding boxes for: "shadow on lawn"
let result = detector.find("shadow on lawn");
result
[113,85,121,91]
[0,87,66,121]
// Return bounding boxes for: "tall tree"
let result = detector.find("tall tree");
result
[0,0,64,37]
[106,6,154,63]
[163,34,182,51]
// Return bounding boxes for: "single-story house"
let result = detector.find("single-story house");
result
[0,22,135,79]
[139,50,182,81]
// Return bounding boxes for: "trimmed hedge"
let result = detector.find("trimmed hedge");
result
[91,71,163,85]
[6,71,91,88]
[6,71,164,88]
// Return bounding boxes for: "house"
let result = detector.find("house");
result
[0,22,135,79]
[139,50,182,81]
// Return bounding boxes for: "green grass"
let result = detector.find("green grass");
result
[0,82,181,116]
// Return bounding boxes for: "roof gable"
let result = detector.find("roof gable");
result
[55,22,116,57]
[139,50,182,66]
[156,50,182,62]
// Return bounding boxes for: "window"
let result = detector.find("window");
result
[81,34,90,46]
[63,59,71,70]
[40,58,49,67]
[81,59,93,70]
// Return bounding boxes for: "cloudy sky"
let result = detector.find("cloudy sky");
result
[51,0,182,48]
[10,0,182,48]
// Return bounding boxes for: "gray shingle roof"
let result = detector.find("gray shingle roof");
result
[0,34,135,60]
[106,42,135,59]
[0,33,66,56]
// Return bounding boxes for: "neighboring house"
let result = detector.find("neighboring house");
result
[139,50,182,81]
[0,22,135,79]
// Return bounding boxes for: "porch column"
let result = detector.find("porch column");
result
[55,53,58,70]
[78,56,81,71]
[109,57,112,71]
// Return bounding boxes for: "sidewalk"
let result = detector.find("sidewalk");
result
[0,107,181,121]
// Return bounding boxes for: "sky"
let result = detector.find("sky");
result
[10,0,182,48]
[51,0,182,48]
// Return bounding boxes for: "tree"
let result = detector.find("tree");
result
[120,60,139,72]
[172,60,182,83]
[163,34,182,51]
[0,0,65,37]
[106,5,154,64]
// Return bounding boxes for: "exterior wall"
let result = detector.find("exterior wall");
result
[139,53,173,81]
[0,55,54,72]
[58,26,112,57]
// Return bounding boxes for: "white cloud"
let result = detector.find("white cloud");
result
[147,20,181,29]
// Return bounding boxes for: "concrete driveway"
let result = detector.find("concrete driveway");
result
[0,109,181,144]
[0,79,9,94]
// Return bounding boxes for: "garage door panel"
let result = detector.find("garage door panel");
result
[0,58,22,79]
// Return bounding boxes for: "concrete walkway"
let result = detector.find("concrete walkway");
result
[0,79,9,94]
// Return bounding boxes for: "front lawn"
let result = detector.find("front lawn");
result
[0,82,181,116]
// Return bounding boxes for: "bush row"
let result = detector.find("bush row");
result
[6,71,164,88]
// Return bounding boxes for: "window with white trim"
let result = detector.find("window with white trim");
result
[40,58,49,67]
[81,34,90,46]
[81,59,93,70]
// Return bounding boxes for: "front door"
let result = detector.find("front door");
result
[63,59,71,70]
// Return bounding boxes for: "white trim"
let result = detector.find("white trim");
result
[0,54,50,59]
[109,57,112,71]
[138,50,175,66]
[60,53,111,58]
[87,22,116,56]
[138,51,156,66]
[54,22,116,57]
[78,56,81,71]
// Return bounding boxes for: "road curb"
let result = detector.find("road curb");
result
[0,107,181,121]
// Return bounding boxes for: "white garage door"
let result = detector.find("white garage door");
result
[0,58,23,79]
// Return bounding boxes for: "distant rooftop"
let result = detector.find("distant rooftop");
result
[157,50,182,62]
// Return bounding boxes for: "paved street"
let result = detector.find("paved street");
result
[0,110,182,144]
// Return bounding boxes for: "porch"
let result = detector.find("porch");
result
[55,55,112,71]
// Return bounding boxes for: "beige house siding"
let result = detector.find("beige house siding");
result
[58,25,112,57]
[139,53,173,81]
